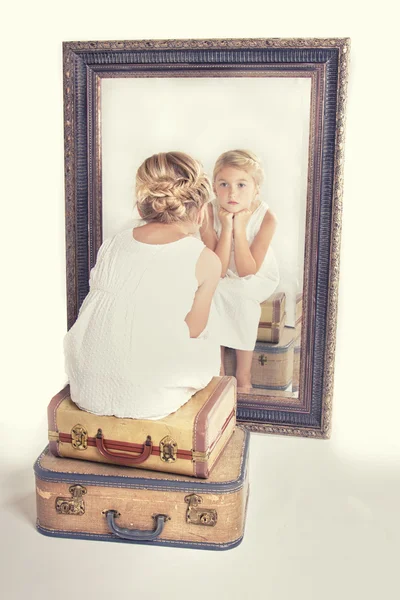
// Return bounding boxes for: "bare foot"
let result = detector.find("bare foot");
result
[237,385,254,394]
[236,374,253,389]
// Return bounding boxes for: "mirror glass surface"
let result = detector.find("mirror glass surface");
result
[101,75,311,403]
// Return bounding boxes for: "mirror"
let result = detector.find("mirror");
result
[63,38,349,438]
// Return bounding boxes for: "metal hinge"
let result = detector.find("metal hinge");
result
[191,450,210,463]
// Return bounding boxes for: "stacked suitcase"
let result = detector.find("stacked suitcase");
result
[35,376,250,550]
[224,292,302,393]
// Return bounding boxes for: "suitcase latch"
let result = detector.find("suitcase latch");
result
[191,450,210,463]
[71,424,88,450]
[56,484,87,515]
[185,494,217,527]
[258,354,268,366]
[159,436,178,463]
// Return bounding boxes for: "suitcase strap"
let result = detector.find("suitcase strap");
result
[96,429,153,465]
[51,408,235,465]
[104,510,170,541]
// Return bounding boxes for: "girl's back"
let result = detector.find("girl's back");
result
[64,228,219,419]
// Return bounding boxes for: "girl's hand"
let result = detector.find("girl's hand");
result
[218,207,234,231]
[233,208,252,232]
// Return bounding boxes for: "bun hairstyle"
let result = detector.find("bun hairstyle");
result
[135,152,212,224]
[213,149,264,188]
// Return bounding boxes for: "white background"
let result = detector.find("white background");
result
[2,1,400,599]
[102,76,311,324]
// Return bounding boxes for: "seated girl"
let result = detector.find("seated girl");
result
[200,149,280,389]
[64,152,222,419]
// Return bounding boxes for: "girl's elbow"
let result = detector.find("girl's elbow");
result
[237,266,257,277]
[188,324,207,338]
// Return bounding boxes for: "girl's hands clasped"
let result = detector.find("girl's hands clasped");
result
[233,208,252,232]
[218,207,234,230]
[218,207,253,237]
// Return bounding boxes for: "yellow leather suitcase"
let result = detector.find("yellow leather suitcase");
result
[257,292,286,343]
[48,376,236,479]
[35,426,250,551]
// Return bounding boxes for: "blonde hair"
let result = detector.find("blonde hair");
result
[135,152,212,224]
[213,149,264,188]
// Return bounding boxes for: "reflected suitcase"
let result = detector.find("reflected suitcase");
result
[48,376,236,479]
[35,426,250,551]
[224,327,295,390]
[257,292,286,343]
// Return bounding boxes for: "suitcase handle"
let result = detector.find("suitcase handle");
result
[104,510,170,541]
[95,429,153,464]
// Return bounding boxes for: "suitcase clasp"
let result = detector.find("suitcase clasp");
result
[71,424,88,450]
[184,494,217,527]
[159,436,178,463]
[258,354,268,366]
[55,484,87,515]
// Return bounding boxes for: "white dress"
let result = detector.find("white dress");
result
[64,228,221,419]
[211,200,280,351]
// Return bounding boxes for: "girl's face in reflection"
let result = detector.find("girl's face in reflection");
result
[214,167,258,214]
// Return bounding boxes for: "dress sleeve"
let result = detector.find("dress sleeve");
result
[89,236,113,284]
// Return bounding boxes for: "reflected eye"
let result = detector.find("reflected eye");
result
[219,182,228,187]
[238,183,246,188]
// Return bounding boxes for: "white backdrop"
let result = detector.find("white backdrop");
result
[102,76,311,325]
[2,1,400,598]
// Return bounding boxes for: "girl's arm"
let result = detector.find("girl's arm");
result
[185,248,222,338]
[214,208,234,277]
[233,209,277,277]
[199,204,233,277]
[199,204,217,250]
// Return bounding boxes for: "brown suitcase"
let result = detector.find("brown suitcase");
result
[224,327,295,390]
[48,376,236,479]
[257,292,286,343]
[35,426,250,551]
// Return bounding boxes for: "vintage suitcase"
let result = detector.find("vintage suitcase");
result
[48,376,236,479]
[224,327,295,390]
[257,292,286,343]
[35,426,250,551]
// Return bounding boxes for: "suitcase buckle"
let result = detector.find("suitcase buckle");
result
[159,436,178,463]
[258,354,268,366]
[56,484,87,515]
[71,424,88,450]
[185,494,217,527]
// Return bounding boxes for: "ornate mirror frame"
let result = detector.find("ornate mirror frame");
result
[63,37,349,439]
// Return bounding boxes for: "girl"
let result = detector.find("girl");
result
[64,152,222,419]
[200,150,279,390]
